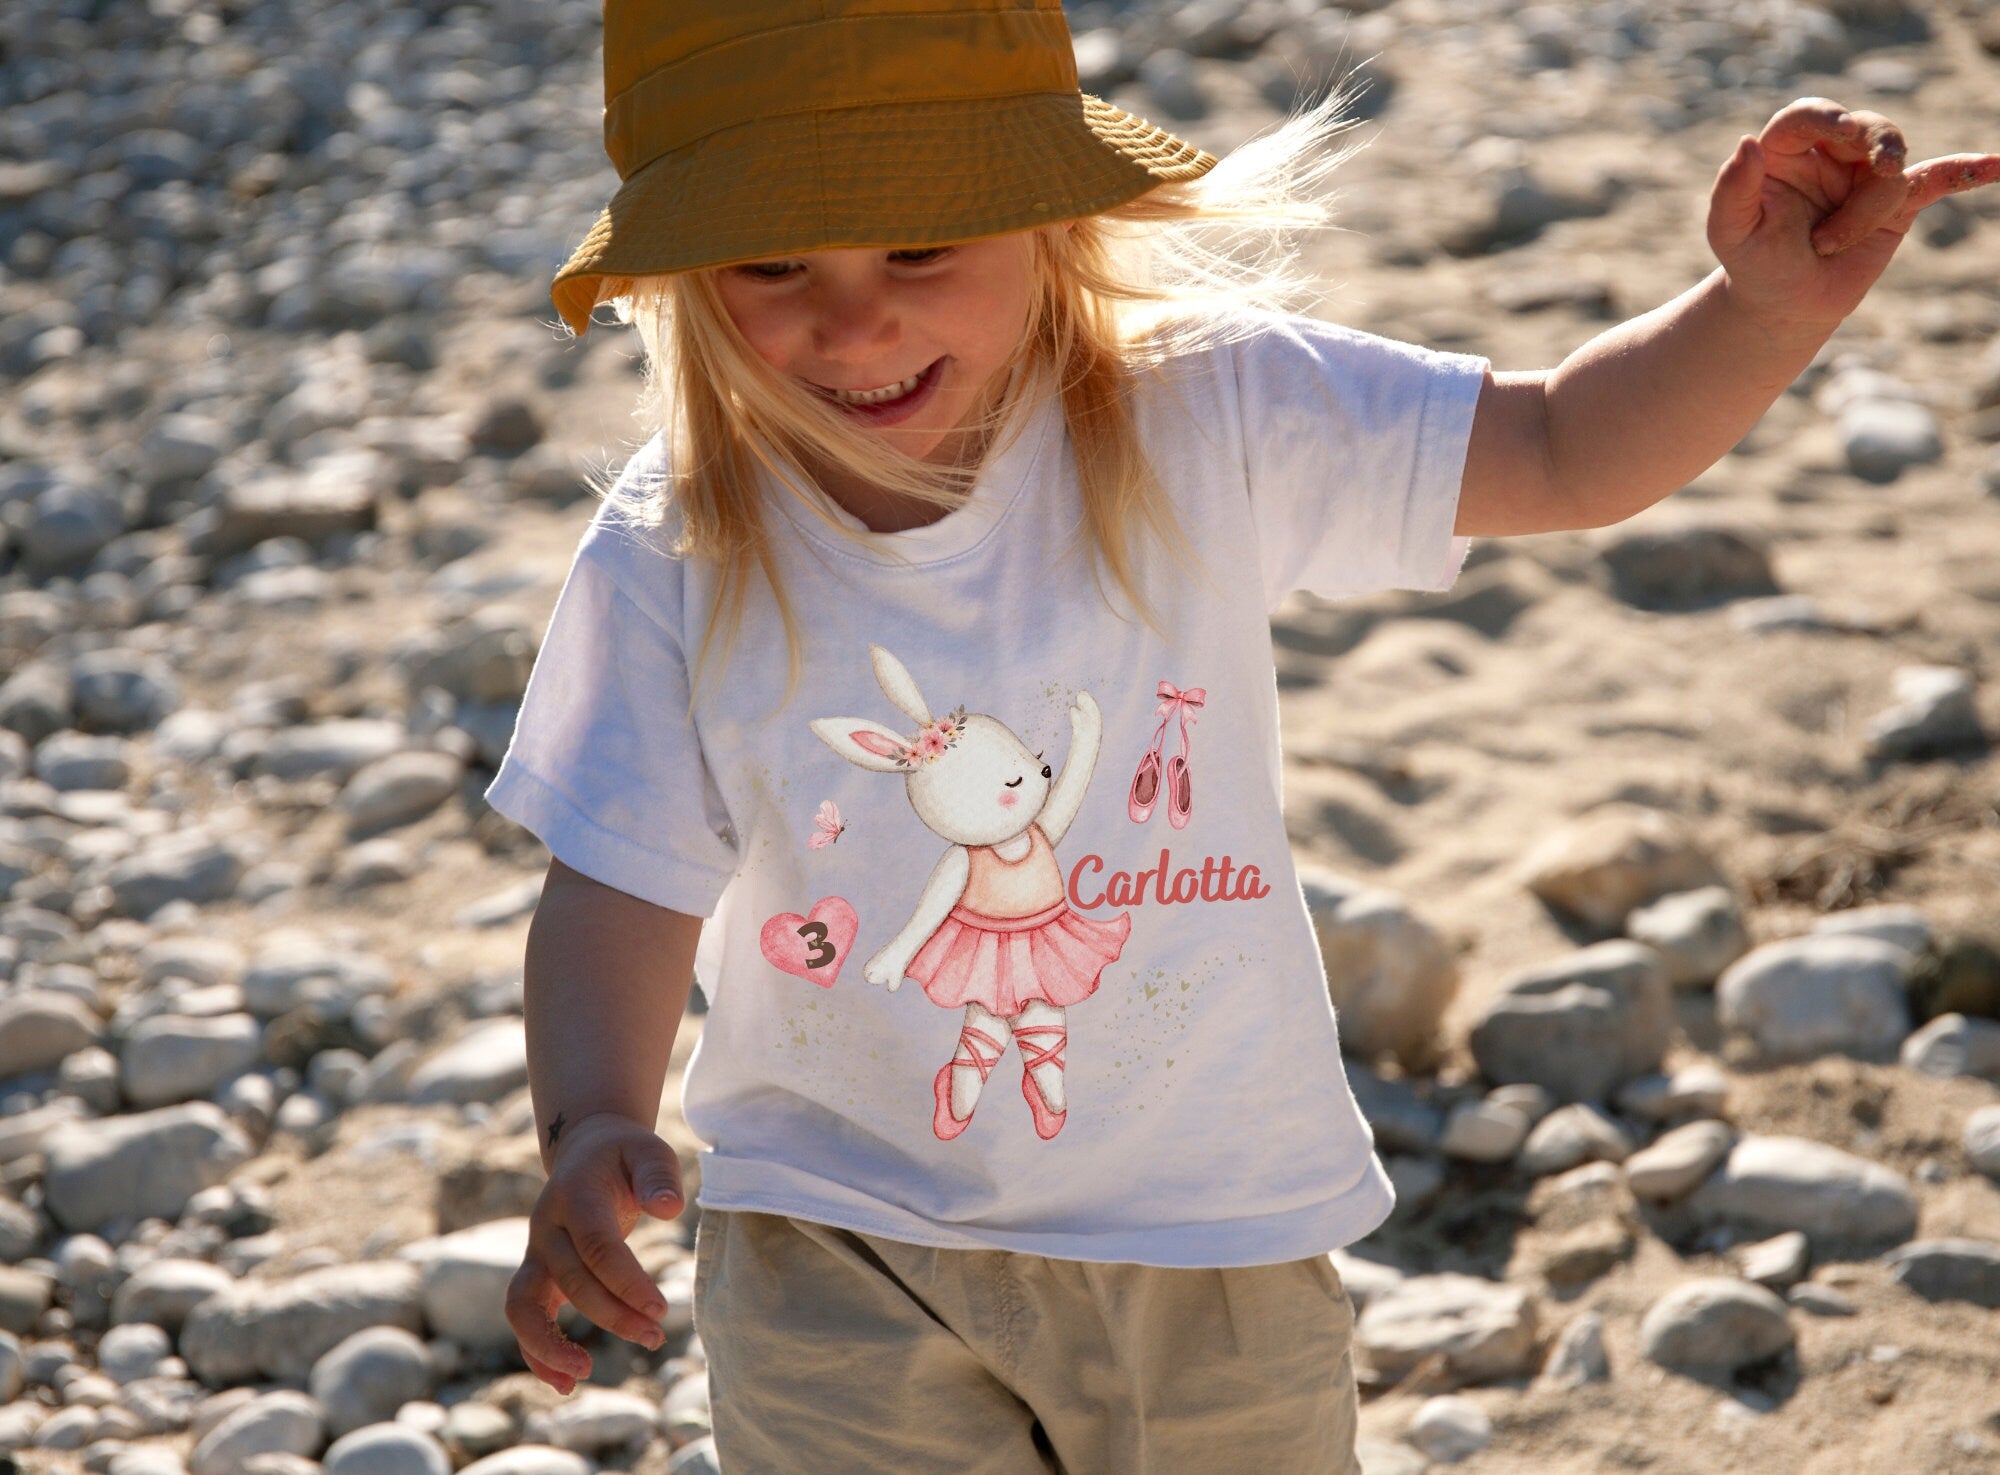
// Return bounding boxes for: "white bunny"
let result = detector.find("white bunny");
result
[810,644,1129,1140]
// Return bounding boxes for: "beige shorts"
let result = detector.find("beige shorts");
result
[692,1208,1361,1475]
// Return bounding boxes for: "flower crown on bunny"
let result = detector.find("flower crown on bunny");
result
[850,705,970,771]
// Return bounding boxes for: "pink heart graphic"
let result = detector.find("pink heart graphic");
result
[759,897,859,987]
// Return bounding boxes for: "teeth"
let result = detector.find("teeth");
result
[825,367,927,405]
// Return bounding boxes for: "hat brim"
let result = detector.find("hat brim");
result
[550,92,1217,335]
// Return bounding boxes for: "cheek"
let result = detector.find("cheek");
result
[998,790,1019,808]
[712,291,794,372]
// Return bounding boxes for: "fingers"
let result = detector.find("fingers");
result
[626,1136,686,1222]
[545,1210,668,1348]
[1898,152,2000,219]
[504,1257,588,1392]
[1758,97,1907,175]
[1749,98,1919,256]
[1708,135,1767,254]
[1812,162,1910,255]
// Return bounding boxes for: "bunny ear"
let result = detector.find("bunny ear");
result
[809,717,914,774]
[868,645,933,727]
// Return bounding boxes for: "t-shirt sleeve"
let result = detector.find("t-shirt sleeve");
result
[483,539,742,918]
[1228,313,1491,611]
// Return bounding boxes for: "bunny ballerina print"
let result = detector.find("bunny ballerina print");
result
[810,645,1133,1142]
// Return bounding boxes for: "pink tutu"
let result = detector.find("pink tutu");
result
[906,898,1132,1017]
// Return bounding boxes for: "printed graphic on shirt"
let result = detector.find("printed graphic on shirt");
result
[808,644,1133,1143]
[804,798,845,849]
[1126,679,1204,828]
[756,895,858,987]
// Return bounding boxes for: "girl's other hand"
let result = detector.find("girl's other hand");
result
[1706,97,2000,330]
[504,1112,685,1393]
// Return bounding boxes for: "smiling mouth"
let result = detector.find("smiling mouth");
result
[809,358,944,406]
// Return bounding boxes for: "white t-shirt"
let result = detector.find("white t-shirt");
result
[486,308,1489,1267]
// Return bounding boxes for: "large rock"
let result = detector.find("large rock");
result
[104,832,246,918]
[1864,665,1981,761]
[1616,1061,1729,1123]
[436,1135,546,1232]
[190,1390,326,1475]
[1595,523,1779,610]
[121,1014,263,1108]
[1715,934,1913,1062]
[1813,903,1932,957]
[1518,1103,1634,1177]
[1405,1394,1492,1465]
[1354,1274,1539,1384]
[1346,1067,1443,1155]
[324,1424,453,1475]
[459,1451,592,1475]
[180,1262,425,1386]
[339,750,463,836]
[1965,1106,2000,1179]
[536,1388,659,1455]
[1468,940,1672,1102]
[0,990,101,1080]
[0,1098,89,1170]
[1638,1279,1793,1375]
[310,1327,435,1437]
[1624,1120,1734,1203]
[406,1020,529,1106]
[242,933,396,1019]
[1300,869,1460,1070]
[398,1219,526,1355]
[1440,1099,1531,1164]
[1841,399,1943,483]
[1880,1239,2000,1308]
[42,1104,252,1231]
[212,452,388,555]
[71,649,180,733]
[1624,886,1749,989]
[97,1322,172,1383]
[259,720,406,783]
[112,1258,236,1333]
[1518,804,1727,935]
[1687,1135,1917,1248]
[1901,1013,2000,1079]
[1538,1310,1610,1389]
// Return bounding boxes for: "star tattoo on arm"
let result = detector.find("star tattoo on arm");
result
[547,1112,566,1148]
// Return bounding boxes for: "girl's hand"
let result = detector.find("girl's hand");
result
[1707,97,2000,330]
[504,1112,685,1393]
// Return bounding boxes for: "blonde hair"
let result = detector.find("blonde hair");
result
[581,76,1376,715]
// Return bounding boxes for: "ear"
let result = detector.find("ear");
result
[868,645,932,727]
[810,717,912,774]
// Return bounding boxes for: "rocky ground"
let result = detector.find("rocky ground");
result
[2,0,1999,1471]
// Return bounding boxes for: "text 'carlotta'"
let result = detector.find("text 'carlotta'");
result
[1067,848,1270,910]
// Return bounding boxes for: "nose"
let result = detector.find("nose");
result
[811,282,898,364]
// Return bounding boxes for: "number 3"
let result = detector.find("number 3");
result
[796,920,837,969]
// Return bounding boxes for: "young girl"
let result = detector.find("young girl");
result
[491,1,1998,1467]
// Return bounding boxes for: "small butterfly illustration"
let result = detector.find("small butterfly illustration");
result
[805,799,846,850]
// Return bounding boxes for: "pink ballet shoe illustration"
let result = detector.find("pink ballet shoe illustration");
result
[1131,680,1203,828]
[1165,725,1193,830]
[1128,735,1163,823]
[933,1022,1005,1141]
[1014,1022,1068,1139]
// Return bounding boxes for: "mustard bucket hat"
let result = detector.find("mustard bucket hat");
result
[550,0,1219,335]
